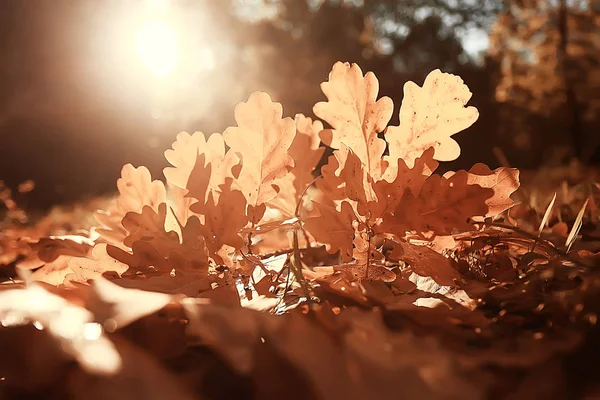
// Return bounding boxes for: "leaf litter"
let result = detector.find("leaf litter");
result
[1,61,600,399]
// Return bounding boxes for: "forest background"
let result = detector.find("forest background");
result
[0,0,599,209]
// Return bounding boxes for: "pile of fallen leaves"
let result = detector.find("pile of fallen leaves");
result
[2,62,600,399]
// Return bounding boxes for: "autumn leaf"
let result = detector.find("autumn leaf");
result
[164,131,238,193]
[443,164,520,217]
[303,201,357,261]
[268,114,325,217]
[121,203,177,250]
[381,166,518,237]
[66,243,129,286]
[164,183,197,238]
[388,240,461,286]
[116,164,166,214]
[288,114,325,194]
[385,69,479,168]
[223,91,295,210]
[314,62,393,179]
[338,147,373,207]
[335,232,395,282]
[315,148,349,202]
[163,131,208,189]
[368,148,438,222]
[189,180,249,265]
[116,203,209,274]
[95,164,166,247]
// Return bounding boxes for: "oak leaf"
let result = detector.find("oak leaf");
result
[335,232,395,282]
[381,166,519,237]
[385,69,479,168]
[116,164,166,214]
[388,240,461,286]
[190,180,249,265]
[314,62,393,179]
[164,132,239,194]
[268,114,325,217]
[94,164,166,247]
[66,243,129,286]
[116,203,209,274]
[443,164,520,217]
[368,148,438,222]
[303,201,357,261]
[223,92,295,212]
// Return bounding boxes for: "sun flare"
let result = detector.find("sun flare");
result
[135,19,179,78]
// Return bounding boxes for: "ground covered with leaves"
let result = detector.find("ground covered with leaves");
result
[1,62,600,399]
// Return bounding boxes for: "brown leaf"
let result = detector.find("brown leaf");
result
[369,148,438,222]
[66,244,129,286]
[117,203,209,274]
[181,135,240,206]
[337,232,395,282]
[189,181,248,265]
[303,201,356,261]
[385,69,479,168]
[314,62,393,179]
[95,165,166,247]
[165,131,238,194]
[121,204,177,250]
[389,240,461,286]
[223,91,295,208]
[116,164,166,214]
[444,164,520,217]
[268,114,325,217]
[383,166,518,237]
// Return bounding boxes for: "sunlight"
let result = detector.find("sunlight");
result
[135,18,179,78]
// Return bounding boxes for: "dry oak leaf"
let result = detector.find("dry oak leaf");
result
[16,236,92,270]
[189,181,249,265]
[382,166,519,237]
[163,131,210,189]
[223,91,295,209]
[314,146,372,217]
[116,164,166,214]
[166,133,239,203]
[65,243,129,286]
[335,232,395,282]
[338,146,374,208]
[388,240,461,286]
[287,114,325,194]
[122,203,178,250]
[368,148,438,222]
[268,114,325,217]
[118,203,210,274]
[314,62,393,179]
[385,69,479,168]
[443,164,520,217]
[94,165,166,247]
[315,148,349,202]
[164,183,197,238]
[303,201,356,261]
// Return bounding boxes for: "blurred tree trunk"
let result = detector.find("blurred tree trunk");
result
[558,0,582,159]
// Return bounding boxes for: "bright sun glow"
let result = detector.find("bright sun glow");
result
[135,19,179,78]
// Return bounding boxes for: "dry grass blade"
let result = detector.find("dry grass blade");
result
[532,192,556,252]
[565,197,588,252]
[538,192,557,234]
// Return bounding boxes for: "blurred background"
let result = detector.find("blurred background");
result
[0,0,599,210]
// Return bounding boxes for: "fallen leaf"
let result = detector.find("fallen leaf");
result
[223,91,296,210]
[389,240,461,286]
[314,62,393,179]
[385,69,479,168]
[303,201,356,261]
